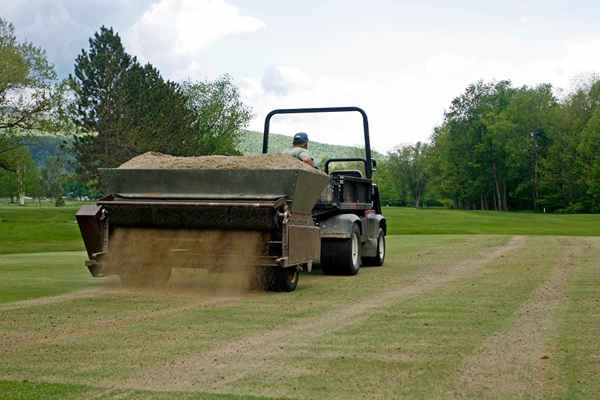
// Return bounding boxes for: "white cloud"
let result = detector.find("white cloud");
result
[125,0,265,79]
[240,29,600,153]
[261,65,313,96]
[240,66,421,152]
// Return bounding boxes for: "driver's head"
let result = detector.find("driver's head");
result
[293,132,309,148]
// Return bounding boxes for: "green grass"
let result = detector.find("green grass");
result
[1,203,599,398]
[1,235,598,398]
[0,251,91,303]
[556,238,600,399]
[0,380,271,400]
[385,207,600,236]
[0,203,84,254]
[1,204,598,258]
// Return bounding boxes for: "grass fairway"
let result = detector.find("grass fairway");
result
[0,203,84,254]
[0,251,92,303]
[1,235,599,399]
[385,207,600,235]
[2,204,599,256]
[1,205,599,398]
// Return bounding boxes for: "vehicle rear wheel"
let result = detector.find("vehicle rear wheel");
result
[264,267,299,292]
[321,224,361,275]
[363,228,385,267]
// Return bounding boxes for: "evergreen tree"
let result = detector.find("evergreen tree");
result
[69,26,195,187]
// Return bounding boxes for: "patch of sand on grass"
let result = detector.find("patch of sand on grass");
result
[114,236,527,392]
[455,237,585,399]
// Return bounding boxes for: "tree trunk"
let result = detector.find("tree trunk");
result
[493,189,498,211]
[17,165,25,206]
[502,180,508,211]
[492,162,502,211]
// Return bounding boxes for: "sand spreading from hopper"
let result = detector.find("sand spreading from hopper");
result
[104,228,270,293]
[102,151,321,292]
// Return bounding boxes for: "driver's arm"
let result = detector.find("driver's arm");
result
[299,153,316,167]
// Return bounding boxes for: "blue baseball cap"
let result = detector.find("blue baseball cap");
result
[293,132,309,145]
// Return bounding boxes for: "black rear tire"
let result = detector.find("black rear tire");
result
[264,267,299,292]
[363,228,385,267]
[321,224,361,276]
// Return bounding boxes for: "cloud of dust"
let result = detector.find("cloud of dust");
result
[104,228,269,295]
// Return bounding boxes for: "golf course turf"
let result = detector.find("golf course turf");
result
[0,203,598,399]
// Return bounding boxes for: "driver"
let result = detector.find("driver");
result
[282,132,316,167]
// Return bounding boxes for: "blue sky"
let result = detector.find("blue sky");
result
[4,0,600,151]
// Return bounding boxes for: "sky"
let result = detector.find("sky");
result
[4,0,600,152]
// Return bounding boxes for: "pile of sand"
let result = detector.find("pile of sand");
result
[118,152,324,174]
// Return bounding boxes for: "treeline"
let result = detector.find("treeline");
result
[0,20,250,204]
[377,79,600,213]
[2,17,599,213]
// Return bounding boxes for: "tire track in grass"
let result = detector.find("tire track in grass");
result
[116,236,527,392]
[455,237,584,399]
[0,293,245,354]
[0,288,104,312]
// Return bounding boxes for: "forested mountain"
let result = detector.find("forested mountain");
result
[25,131,370,168]
[238,131,373,165]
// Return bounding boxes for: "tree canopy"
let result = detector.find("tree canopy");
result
[0,17,66,172]
[182,75,252,155]
[68,27,195,186]
[378,78,600,213]
[69,27,252,188]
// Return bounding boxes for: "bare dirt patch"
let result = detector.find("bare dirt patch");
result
[456,237,584,398]
[115,236,527,392]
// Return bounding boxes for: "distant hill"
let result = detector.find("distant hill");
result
[238,131,375,165]
[23,131,379,168]
[26,135,72,167]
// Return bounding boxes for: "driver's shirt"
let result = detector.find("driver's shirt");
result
[282,147,313,164]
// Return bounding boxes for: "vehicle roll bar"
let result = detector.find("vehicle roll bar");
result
[262,107,373,178]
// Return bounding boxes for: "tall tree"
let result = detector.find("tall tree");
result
[385,142,430,208]
[0,17,66,171]
[429,81,557,211]
[69,27,195,187]
[41,156,66,206]
[182,75,252,155]
[0,146,40,204]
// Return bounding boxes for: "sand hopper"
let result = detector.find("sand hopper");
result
[77,107,386,292]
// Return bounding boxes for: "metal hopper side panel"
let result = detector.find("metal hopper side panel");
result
[98,195,286,230]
